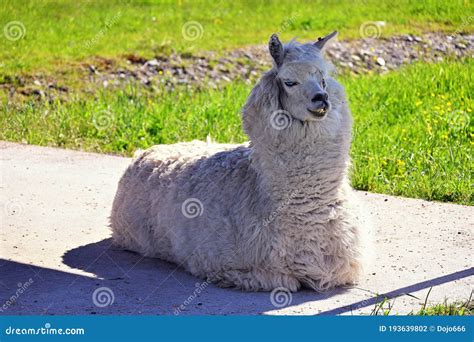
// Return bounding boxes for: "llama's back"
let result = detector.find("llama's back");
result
[110,140,252,264]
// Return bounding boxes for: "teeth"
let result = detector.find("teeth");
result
[307,108,327,116]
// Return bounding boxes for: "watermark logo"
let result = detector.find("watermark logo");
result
[359,21,385,39]
[446,109,470,128]
[275,14,300,36]
[182,21,204,41]
[0,278,34,313]
[4,322,85,335]
[453,15,474,36]
[181,198,204,219]
[92,110,113,130]
[84,11,122,49]
[4,200,24,216]
[262,190,299,227]
[92,287,115,307]
[174,281,209,315]
[3,21,26,41]
[270,110,293,130]
[270,287,292,308]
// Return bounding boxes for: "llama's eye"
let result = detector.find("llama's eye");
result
[321,79,327,88]
[284,81,298,87]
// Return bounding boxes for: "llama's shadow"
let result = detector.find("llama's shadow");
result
[59,238,346,315]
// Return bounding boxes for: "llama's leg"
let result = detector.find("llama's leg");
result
[301,254,363,292]
[208,269,300,292]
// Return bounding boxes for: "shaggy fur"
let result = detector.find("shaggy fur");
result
[110,32,365,292]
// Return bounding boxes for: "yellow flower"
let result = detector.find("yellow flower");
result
[415,100,422,107]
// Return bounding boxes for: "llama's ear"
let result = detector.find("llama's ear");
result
[314,31,338,50]
[269,34,284,67]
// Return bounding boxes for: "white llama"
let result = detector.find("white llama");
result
[110,31,365,292]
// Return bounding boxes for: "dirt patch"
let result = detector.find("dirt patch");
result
[2,32,472,102]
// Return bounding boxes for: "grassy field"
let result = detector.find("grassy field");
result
[2,59,472,204]
[1,0,473,73]
[347,60,473,204]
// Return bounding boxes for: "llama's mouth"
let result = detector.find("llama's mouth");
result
[307,101,330,119]
[307,109,326,117]
[307,107,328,118]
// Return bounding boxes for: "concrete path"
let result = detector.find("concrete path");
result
[0,141,472,315]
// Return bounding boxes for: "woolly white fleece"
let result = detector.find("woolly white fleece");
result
[110,35,366,292]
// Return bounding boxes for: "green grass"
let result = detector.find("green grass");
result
[415,301,473,315]
[1,0,473,73]
[347,60,473,204]
[370,296,473,315]
[371,289,474,315]
[1,60,472,204]
[412,288,473,315]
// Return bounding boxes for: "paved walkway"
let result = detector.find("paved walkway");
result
[0,142,472,315]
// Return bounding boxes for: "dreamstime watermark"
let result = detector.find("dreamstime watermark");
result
[4,323,85,336]
[92,287,115,308]
[174,281,209,315]
[160,34,172,47]
[262,190,299,227]
[84,11,122,49]
[359,21,385,39]
[0,278,34,312]
[270,109,293,130]
[453,15,474,36]
[270,287,292,308]
[92,109,113,130]
[4,200,24,216]
[182,21,204,41]
[446,109,470,128]
[181,198,204,219]
[198,102,212,116]
[275,14,300,36]
[3,21,26,41]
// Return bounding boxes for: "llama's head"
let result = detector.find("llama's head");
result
[269,31,337,122]
[242,32,347,143]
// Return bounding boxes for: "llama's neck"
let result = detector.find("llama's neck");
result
[250,122,352,217]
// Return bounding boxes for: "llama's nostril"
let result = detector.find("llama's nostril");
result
[312,92,328,103]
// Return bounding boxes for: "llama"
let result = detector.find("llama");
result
[110,32,365,292]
